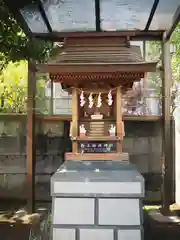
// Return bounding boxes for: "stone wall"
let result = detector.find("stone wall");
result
[124,121,162,201]
[0,118,162,202]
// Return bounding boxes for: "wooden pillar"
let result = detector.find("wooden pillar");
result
[161,39,172,213]
[26,62,36,213]
[63,120,70,160]
[116,86,122,153]
[72,88,78,153]
[143,40,146,60]
[50,79,54,115]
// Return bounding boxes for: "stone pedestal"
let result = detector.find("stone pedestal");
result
[51,160,144,240]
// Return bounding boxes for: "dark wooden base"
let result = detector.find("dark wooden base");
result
[0,223,32,240]
[144,208,180,240]
[0,209,49,240]
[65,152,129,161]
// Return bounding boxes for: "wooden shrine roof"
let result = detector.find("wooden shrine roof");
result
[37,37,157,71]
[37,37,157,91]
[49,38,145,64]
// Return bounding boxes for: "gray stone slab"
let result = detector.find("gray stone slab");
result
[133,137,149,154]
[122,137,134,154]
[130,154,149,173]
[51,161,144,197]
[149,153,162,172]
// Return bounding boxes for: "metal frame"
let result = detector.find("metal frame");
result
[3,0,180,41]
[144,0,159,31]
[32,30,164,41]
[37,0,52,32]
[95,0,101,31]
[164,6,180,41]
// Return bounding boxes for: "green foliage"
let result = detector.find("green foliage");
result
[146,41,161,93]
[0,1,60,113]
[146,41,161,62]
[0,0,53,67]
[0,61,27,113]
[0,61,50,113]
[171,24,180,82]
[171,23,180,62]
[146,23,180,93]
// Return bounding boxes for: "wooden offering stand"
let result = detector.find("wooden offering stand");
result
[47,36,157,161]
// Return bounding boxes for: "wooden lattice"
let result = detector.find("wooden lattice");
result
[50,72,144,91]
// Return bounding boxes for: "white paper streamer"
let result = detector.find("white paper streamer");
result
[80,91,85,107]
[107,90,113,106]
[97,93,102,108]
[88,93,93,108]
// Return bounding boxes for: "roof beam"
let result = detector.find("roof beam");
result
[144,0,159,31]
[95,0,101,31]
[37,0,52,32]
[163,5,180,42]
[32,30,164,41]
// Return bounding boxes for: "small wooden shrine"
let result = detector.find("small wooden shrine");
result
[3,0,178,214]
[38,36,157,161]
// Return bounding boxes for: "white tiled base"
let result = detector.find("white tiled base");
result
[53,198,94,225]
[52,228,142,240]
[53,181,141,195]
[80,229,113,240]
[51,161,144,240]
[98,198,140,225]
[53,229,75,240]
[118,229,141,240]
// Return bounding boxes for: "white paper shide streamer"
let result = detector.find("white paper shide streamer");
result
[107,90,113,106]
[80,91,85,107]
[88,93,93,108]
[97,93,102,108]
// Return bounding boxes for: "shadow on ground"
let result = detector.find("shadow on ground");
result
[144,208,180,240]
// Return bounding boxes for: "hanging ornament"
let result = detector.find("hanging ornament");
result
[80,91,85,107]
[97,93,102,108]
[88,93,93,108]
[107,90,113,106]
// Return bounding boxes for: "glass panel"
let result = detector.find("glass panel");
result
[35,77,72,115]
[145,41,162,116]
[100,0,154,30]
[150,0,180,30]
[36,76,50,114]
[53,82,72,115]
[122,80,162,116]
[42,0,96,31]
[20,3,49,33]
